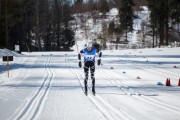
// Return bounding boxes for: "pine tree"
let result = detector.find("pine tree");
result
[60,2,75,51]
[0,0,24,49]
[119,0,134,42]
[169,0,180,26]
[108,21,115,35]
[98,0,109,16]
[148,0,171,47]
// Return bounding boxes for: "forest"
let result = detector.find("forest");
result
[0,0,179,51]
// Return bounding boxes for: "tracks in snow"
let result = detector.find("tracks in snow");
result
[98,68,180,115]
[118,56,180,78]
[65,56,134,120]
[13,57,54,120]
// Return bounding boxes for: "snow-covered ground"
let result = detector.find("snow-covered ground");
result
[0,46,180,120]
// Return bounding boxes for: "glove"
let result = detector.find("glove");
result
[78,54,81,60]
[79,61,82,68]
[99,52,102,57]
[98,59,101,66]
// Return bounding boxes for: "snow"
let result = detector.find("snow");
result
[0,6,179,120]
[0,46,180,120]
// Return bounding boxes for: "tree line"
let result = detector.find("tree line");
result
[0,0,179,51]
[109,0,180,48]
[0,0,75,51]
[148,0,180,47]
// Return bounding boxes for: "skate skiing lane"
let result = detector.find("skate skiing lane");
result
[97,68,180,115]
[68,55,180,120]
[97,57,180,117]
[100,56,180,105]
[66,56,133,120]
[76,64,180,120]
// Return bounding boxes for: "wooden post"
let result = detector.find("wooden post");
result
[3,56,13,79]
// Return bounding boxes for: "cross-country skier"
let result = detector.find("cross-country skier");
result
[78,40,102,95]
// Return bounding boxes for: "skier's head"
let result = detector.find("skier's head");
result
[86,41,93,51]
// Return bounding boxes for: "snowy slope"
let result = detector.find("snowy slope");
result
[73,7,150,49]
[0,47,180,120]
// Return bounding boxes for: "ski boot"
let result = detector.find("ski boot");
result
[92,86,95,95]
[92,78,95,95]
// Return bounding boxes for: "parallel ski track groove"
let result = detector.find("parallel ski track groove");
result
[66,56,133,120]
[99,68,180,115]
[14,57,54,120]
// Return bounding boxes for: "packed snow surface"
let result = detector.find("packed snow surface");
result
[0,47,180,120]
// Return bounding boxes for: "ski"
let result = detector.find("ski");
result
[92,91,96,96]
[84,91,88,96]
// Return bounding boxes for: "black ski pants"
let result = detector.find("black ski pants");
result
[84,61,95,87]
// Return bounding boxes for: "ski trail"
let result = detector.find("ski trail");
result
[97,69,136,96]
[66,56,133,120]
[100,68,180,115]
[136,64,180,78]
[13,57,54,120]
[118,56,180,78]
[65,56,113,120]
[75,68,134,120]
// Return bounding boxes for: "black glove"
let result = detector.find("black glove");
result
[99,52,102,57]
[78,54,81,60]
[98,59,101,66]
[79,61,82,68]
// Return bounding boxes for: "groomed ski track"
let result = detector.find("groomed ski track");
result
[65,56,133,120]
[0,51,180,120]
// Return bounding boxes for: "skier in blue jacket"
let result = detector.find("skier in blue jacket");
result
[79,41,101,95]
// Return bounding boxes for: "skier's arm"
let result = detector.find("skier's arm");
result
[95,50,102,65]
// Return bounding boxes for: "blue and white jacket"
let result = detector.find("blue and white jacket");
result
[80,47,97,62]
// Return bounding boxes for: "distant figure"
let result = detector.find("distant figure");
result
[78,40,102,95]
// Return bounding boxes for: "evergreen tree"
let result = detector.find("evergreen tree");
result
[148,0,158,47]
[60,2,75,51]
[119,0,134,42]
[0,0,24,49]
[148,0,171,47]
[99,0,109,13]
[61,27,75,50]
[108,21,115,35]
[169,0,180,26]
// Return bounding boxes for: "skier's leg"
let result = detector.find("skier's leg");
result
[84,62,89,80]
[84,62,89,93]
[90,63,95,93]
